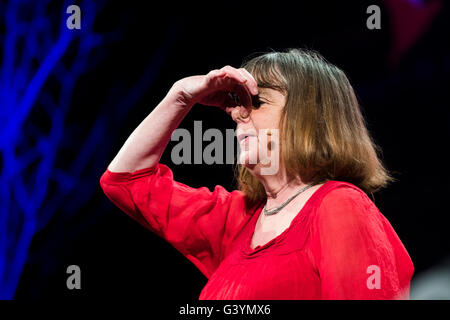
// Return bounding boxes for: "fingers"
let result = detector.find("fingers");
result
[221,66,258,95]
[206,69,226,80]
[220,65,247,83]
[221,66,257,108]
[238,68,259,95]
[204,65,258,111]
[232,82,252,108]
[206,66,257,95]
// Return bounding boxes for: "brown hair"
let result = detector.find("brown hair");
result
[236,48,395,206]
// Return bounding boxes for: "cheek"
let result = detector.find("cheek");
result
[250,109,281,131]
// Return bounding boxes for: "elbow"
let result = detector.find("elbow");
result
[99,169,113,199]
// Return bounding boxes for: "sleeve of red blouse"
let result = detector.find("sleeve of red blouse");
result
[99,163,248,279]
[309,186,414,300]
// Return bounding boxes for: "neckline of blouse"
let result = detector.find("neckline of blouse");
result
[242,180,332,257]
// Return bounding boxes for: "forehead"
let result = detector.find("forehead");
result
[245,59,286,92]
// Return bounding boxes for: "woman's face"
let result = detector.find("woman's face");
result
[232,88,286,175]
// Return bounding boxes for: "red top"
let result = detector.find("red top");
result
[100,163,414,300]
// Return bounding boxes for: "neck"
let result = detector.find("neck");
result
[255,166,307,208]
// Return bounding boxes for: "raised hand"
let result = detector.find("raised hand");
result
[170,65,259,114]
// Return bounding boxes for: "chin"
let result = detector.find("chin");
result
[238,149,259,168]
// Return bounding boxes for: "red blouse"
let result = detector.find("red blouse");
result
[100,163,414,300]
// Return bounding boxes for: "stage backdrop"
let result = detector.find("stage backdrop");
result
[0,0,448,300]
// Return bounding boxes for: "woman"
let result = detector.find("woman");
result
[100,49,414,299]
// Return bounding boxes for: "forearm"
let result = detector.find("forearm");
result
[108,86,193,173]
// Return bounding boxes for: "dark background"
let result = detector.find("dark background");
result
[8,0,450,300]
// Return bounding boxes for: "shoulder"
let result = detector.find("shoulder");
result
[313,180,378,225]
[318,180,372,208]
[307,181,388,249]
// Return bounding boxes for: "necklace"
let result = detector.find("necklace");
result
[262,183,317,216]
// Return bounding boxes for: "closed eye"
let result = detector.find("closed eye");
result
[251,96,266,109]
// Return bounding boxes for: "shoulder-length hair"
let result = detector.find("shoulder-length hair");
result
[236,48,395,207]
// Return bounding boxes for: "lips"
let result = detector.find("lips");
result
[237,132,256,143]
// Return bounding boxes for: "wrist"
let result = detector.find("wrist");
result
[167,81,196,109]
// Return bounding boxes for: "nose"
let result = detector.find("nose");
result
[230,106,251,124]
